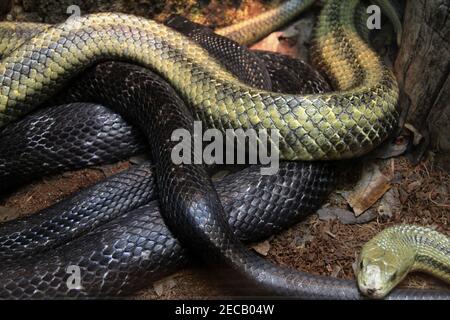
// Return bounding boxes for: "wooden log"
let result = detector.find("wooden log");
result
[0,0,12,18]
[394,0,450,168]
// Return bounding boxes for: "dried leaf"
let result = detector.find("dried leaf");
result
[281,13,316,59]
[331,265,342,277]
[343,163,391,216]
[0,206,20,222]
[293,231,314,248]
[371,136,409,159]
[404,123,424,146]
[250,13,316,59]
[317,207,376,225]
[317,207,340,221]
[251,240,271,256]
[352,260,359,276]
[398,187,409,204]
[407,180,422,193]
[153,276,177,297]
[377,188,402,220]
[250,31,297,57]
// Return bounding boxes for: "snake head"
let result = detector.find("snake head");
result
[356,241,414,299]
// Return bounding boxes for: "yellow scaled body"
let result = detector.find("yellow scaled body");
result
[0,0,398,161]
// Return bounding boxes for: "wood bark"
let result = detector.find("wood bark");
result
[394,0,450,166]
[0,0,12,18]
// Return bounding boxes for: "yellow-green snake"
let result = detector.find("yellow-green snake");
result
[358,225,449,299]
[0,0,447,298]
[0,0,399,161]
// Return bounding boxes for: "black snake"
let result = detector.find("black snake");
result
[0,0,448,299]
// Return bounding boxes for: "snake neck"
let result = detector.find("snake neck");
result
[394,226,449,282]
[401,226,450,284]
[358,225,449,298]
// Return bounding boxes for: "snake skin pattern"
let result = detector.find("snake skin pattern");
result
[2,202,448,299]
[165,15,273,91]
[0,0,446,299]
[0,163,156,261]
[0,0,399,160]
[0,37,343,296]
[0,161,338,298]
[12,61,441,299]
[0,102,146,192]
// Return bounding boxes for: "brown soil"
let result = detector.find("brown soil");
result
[1,162,131,218]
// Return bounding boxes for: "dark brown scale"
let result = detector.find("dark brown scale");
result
[254,50,332,94]
[165,15,273,91]
[0,160,336,298]
[0,163,156,261]
[0,103,146,193]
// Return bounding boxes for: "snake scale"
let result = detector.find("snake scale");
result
[0,159,338,298]
[0,31,340,297]
[0,0,399,161]
[0,60,446,298]
[0,0,448,299]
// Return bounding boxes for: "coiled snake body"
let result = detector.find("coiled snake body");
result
[0,0,448,299]
[0,0,399,161]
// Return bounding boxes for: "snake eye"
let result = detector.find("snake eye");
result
[359,260,364,269]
